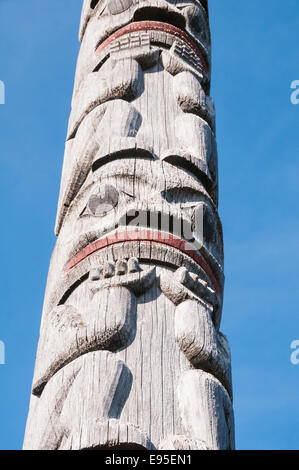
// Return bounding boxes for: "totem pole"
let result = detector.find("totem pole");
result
[23,0,234,450]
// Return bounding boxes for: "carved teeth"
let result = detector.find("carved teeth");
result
[115,259,127,275]
[89,268,101,281]
[103,262,115,278]
[174,267,188,284]
[189,273,199,283]
[198,279,208,289]
[89,258,141,280]
[128,257,140,273]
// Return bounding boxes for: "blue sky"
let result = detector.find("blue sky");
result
[0,0,298,450]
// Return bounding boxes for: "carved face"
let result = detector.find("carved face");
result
[77,0,211,96]
[25,2,235,453]
[49,0,221,322]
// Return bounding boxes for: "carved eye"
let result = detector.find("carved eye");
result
[108,0,133,15]
[87,185,119,217]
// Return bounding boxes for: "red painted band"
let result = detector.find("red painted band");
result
[65,229,220,293]
[95,21,209,74]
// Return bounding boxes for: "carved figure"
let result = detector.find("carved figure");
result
[24,0,234,450]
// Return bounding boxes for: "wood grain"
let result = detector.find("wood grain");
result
[24,0,234,450]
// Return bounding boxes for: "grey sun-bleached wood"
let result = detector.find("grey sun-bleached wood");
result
[23,0,234,450]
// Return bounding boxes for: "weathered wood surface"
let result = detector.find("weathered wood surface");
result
[24,0,234,450]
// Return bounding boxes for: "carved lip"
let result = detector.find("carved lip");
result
[95,21,209,74]
[65,228,220,294]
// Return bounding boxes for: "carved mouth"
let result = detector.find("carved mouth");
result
[95,20,209,75]
[65,228,220,294]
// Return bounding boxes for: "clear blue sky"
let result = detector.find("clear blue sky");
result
[0,0,298,450]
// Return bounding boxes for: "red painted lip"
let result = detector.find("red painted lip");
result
[65,229,220,293]
[95,21,209,75]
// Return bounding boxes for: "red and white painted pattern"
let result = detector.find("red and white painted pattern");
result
[95,21,209,74]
